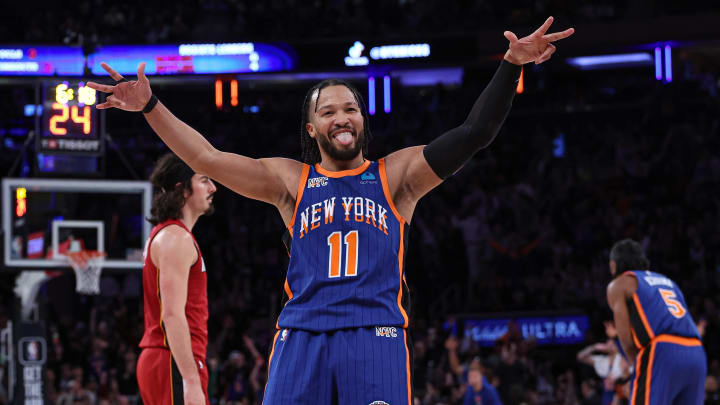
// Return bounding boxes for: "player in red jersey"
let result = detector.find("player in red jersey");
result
[89,17,573,404]
[137,153,216,405]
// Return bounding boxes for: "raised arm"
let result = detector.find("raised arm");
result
[444,336,464,376]
[87,64,301,223]
[384,17,574,221]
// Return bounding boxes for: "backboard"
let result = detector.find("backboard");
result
[3,178,152,269]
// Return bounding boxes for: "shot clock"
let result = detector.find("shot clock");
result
[38,80,103,155]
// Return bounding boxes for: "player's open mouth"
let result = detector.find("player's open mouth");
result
[331,130,355,146]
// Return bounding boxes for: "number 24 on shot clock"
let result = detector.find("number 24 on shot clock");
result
[42,81,98,137]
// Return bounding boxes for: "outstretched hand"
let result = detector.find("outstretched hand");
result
[86,62,152,111]
[503,16,574,65]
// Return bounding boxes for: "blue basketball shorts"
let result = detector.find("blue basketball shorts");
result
[262,326,412,405]
[629,335,706,405]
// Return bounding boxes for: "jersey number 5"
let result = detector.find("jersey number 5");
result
[327,231,358,278]
[659,288,686,318]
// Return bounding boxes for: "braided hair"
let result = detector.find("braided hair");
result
[300,79,373,165]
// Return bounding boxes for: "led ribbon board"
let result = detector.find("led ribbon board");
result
[464,314,590,346]
[0,46,85,76]
[345,42,431,67]
[88,43,295,75]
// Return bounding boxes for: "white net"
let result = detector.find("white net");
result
[13,271,50,320]
[67,251,106,295]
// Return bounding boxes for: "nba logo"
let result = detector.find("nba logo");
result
[18,337,47,366]
[280,329,289,342]
[27,342,39,361]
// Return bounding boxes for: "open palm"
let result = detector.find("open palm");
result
[86,62,153,111]
[504,16,574,65]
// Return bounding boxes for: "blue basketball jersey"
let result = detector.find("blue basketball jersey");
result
[277,159,410,332]
[625,270,699,349]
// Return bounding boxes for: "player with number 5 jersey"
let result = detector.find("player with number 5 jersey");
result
[606,239,706,405]
[86,17,574,405]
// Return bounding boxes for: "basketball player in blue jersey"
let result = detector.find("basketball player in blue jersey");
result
[606,239,706,405]
[87,17,574,405]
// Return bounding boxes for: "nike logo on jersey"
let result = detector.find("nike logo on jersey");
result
[298,196,389,238]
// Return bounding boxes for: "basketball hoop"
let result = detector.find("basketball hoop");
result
[66,250,106,295]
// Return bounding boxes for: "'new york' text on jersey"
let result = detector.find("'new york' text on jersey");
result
[278,159,410,331]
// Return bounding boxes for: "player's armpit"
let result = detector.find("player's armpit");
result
[153,226,202,385]
[197,152,303,213]
[143,101,301,211]
[383,146,443,222]
[607,276,639,361]
[153,226,197,317]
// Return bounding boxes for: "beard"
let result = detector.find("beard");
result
[316,128,365,161]
[203,194,215,216]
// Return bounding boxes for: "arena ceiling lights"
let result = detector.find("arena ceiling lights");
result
[566,52,653,70]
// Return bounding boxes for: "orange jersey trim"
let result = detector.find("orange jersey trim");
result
[169,354,175,405]
[156,266,168,348]
[653,334,702,346]
[287,164,311,237]
[379,158,409,327]
[396,222,409,328]
[644,342,657,405]
[314,159,371,178]
[283,278,293,301]
[631,346,644,404]
[378,158,407,224]
[631,328,643,350]
[632,293,655,340]
[275,279,295,329]
[262,330,282,403]
[403,330,412,405]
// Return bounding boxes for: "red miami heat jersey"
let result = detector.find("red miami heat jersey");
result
[625,270,700,349]
[139,219,208,359]
[278,159,411,331]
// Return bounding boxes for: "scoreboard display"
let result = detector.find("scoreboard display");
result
[38,80,103,155]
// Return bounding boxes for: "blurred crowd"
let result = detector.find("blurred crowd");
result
[1,0,718,45]
[0,45,720,404]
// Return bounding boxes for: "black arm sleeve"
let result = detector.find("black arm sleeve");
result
[423,60,522,179]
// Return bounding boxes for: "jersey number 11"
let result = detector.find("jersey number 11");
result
[327,231,358,278]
